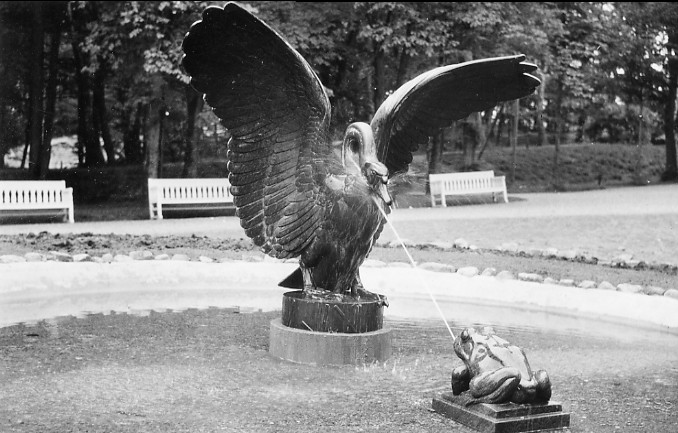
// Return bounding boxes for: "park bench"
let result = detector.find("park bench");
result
[0,180,75,223]
[429,170,508,207]
[147,177,234,219]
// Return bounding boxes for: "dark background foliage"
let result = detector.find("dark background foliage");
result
[1,1,677,201]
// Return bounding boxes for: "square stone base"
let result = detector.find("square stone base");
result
[432,392,570,433]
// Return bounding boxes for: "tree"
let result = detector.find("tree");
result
[0,3,29,168]
[26,2,45,175]
[11,1,68,178]
[69,1,106,167]
[113,1,213,177]
[617,2,678,181]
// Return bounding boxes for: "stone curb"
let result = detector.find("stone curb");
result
[377,238,678,274]
[375,239,677,297]
[1,248,675,300]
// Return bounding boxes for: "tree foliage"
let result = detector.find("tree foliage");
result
[0,1,677,184]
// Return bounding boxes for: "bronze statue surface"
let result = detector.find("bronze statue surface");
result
[181,3,540,303]
[451,327,552,405]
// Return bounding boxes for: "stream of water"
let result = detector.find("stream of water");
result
[375,197,457,340]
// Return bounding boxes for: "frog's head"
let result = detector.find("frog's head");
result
[453,327,497,365]
[454,327,477,363]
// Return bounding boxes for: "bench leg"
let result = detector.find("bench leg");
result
[148,202,163,220]
[502,189,508,203]
[441,194,447,207]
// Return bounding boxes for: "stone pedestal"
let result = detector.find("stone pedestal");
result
[269,318,392,365]
[269,290,392,365]
[281,290,383,333]
[432,392,570,433]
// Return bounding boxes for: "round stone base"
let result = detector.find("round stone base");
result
[269,318,392,366]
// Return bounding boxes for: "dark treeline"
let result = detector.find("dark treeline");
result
[1,2,677,182]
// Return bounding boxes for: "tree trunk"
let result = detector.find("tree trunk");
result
[478,106,503,160]
[394,47,410,88]
[510,99,518,184]
[394,24,412,88]
[426,130,444,194]
[495,113,506,148]
[69,4,104,168]
[371,10,392,112]
[28,3,45,179]
[463,112,483,168]
[553,77,565,189]
[182,86,204,178]
[39,16,63,178]
[145,76,167,179]
[21,115,30,169]
[74,63,104,167]
[0,107,5,169]
[364,64,376,118]
[554,76,564,148]
[638,93,644,147]
[536,71,547,146]
[372,47,387,111]
[633,93,646,184]
[93,65,115,164]
[123,102,144,164]
[662,57,678,181]
[145,105,162,179]
[141,103,148,161]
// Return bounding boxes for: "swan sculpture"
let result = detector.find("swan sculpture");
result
[181,2,540,304]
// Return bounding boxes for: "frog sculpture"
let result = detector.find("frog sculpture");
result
[451,327,552,405]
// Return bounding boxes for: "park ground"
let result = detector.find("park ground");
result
[1,144,677,432]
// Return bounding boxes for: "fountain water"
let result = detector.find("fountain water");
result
[373,190,456,340]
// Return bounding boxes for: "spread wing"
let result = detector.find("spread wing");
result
[371,55,540,176]
[182,3,333,258]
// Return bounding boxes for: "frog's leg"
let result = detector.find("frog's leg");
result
[468,367,521,404]
[511,380,537,404]
[534,369,552,402]
[451,365,470,395]
[507,369,553,404]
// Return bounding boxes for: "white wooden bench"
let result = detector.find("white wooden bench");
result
[148,178,234,219]
[429,170,508,207]
[0,180,74,223]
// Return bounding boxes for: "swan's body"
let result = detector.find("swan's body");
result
[181,3,540,303]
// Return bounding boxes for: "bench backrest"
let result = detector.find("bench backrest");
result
[148,178,232,202]
[429,170,496,193]
[0,180,70,205]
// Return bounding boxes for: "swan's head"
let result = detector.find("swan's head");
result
[342,122,391,207]
[362,161,391,207]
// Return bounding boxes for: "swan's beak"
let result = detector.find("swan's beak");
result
[378,180,392,207]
